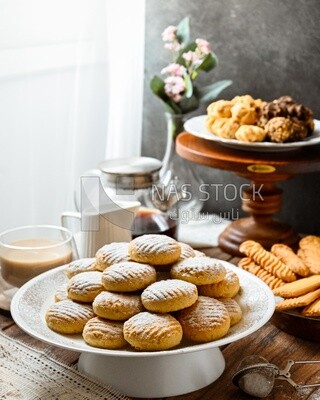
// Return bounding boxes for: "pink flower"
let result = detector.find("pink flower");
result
[182,51,201,64]
[164,42,182,51]
[162,25,177,42]
[162,25,182,51]
[161,63,186,76]
[164,76,185,102]
[172,93,183,102]
[195,38,211,55]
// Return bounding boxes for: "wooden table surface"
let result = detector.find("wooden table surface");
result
[1,247,320,400]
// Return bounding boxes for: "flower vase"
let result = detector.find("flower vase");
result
[153,113,204,219]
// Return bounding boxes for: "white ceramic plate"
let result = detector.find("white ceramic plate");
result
[184,115,320,152]
[11,261,275,357]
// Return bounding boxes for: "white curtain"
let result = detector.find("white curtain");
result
[0,0,145,232]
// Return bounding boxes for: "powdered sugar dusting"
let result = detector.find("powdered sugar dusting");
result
[142,279,197,301]
[178,297,229,328]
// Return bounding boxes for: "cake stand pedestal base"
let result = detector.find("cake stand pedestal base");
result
[218,216,299,256]
[78,347,225,398]
[218,182,300,256]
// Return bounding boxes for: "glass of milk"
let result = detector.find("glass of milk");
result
[0,225,74,288]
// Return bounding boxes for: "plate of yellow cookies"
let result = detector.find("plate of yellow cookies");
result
[184,95,320,152]
[11,235,275,398]
[238,237,320,342]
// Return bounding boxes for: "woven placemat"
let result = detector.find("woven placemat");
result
[0,330,131,400]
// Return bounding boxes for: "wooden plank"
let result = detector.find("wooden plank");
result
[0,312,14,330]
[202,247,233,261]
[230,256,241,268]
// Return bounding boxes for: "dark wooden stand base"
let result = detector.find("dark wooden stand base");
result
[218,216,300,256]
[218,181,300,256]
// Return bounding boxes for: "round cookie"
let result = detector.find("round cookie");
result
[45,299,94,334]
[207,99,232,119]
[170,257,226,285]
[54,283,68,302]
[93,291,144,321]
[177,296,231,342]
[235,125,266,142]
[194,250,206,257]
[101,262,156,292]
[67,271,104,303]
[141,279,198,313]
[128,234,181,265]
[209,118,240,139]
[65,258,97,279]
[198,269,240,298]
[123,312,183,351]
[178,242,195,260]
[83,317,126,349]
[95,242,130,271]
[219,298,242,326]
[231,103,258,125]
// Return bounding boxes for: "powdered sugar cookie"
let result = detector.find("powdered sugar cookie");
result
[101,261,156,292]
[170,257,226,285]
[129,234,181,265]
[93,291,144,321]
[198,269,240,298]
[45,300,94,334]
[67,271,104,303]
[123,312,183,351]
[83,317,126,349]
[177,296,230,342]
[141,279,198,313]
[95,242,130,271]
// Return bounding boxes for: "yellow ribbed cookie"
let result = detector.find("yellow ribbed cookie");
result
[239,240,297,282]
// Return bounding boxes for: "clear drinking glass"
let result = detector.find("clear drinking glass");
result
[0,225,74,288]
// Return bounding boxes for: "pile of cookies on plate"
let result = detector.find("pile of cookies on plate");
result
[206,95,314,143]
[45,234,243,351]
[238,237,320,317]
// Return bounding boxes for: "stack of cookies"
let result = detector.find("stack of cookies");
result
[45,234,243,351]
[206,95,314,143]
[238,237,320,317]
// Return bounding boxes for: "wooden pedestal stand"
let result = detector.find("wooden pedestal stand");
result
[176,132,320,256]
[218,181,298,255]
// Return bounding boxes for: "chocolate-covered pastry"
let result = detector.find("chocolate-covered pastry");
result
[259,96,314,137]
[291,119,308,141]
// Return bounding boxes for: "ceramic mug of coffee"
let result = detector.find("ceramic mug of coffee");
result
[61,200,140,258]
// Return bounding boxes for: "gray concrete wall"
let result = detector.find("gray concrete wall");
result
[142,0,320,234]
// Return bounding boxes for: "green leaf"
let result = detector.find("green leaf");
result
[179,94,200,113]
[198,80,233,103]
[150,75,166,98]
[167,100,182,114]
[175,42,197,65]
[195,52,218,73]
[176,17,190,45]
[183,73,193,98]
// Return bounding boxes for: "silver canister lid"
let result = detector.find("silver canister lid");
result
[99,157,162,189]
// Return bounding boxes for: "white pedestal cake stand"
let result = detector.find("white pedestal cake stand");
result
[11,262,275,398]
